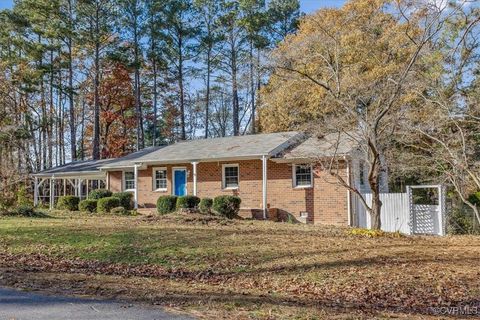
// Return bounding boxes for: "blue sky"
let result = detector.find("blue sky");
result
[0,0,12,10]
[0,0,346,13]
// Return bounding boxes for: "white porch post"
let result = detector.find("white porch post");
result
[49,175,55,210]
[192,162,198,196]
[78,179,83,199]
[34,177,39,206]
[262,155,268,220]
[63,178,67,196]
[134,165,139,209]
[86,179,89,199]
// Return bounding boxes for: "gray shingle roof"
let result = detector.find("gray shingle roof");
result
[278,132,359,160]
[32,158,116,176]
[114,131,303,165]
[97,146,165,169]
[33,146,163,176]
[33,131,357,175]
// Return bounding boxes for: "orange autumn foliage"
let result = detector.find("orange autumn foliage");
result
[87,62,137,158]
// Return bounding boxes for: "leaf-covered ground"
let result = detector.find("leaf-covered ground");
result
[0,212,479,319]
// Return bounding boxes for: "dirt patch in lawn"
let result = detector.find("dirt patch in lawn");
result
[0,214,479,319]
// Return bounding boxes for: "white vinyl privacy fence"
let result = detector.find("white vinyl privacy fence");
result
[355,185,446,236]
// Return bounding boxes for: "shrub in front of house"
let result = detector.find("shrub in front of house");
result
[157,195,177,214]
[88,189,112,200]
[79,199,97,213]
[176,195,200,210]
[111,206,127,215]
[56,195,80,211]
[468,191,480,206]
[16,185,33,207]
[97,197,120,213]
[199,198,213,214]
[113,192,133,210]
[15,204,36,217]
[213,195,241,218]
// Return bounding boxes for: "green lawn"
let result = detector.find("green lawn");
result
[0,212,479,319]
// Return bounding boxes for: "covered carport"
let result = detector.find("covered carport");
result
[31,159,117,209]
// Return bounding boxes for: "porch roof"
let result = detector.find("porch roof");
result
[32,147,163,177]
[31,159,113,178]
[99,131,303,167]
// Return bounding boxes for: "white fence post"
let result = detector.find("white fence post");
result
[438,185,446,236]
[406,186,413,235]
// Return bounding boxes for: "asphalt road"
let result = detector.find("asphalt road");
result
[0,287,194,320]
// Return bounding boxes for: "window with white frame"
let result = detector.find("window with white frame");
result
[123,171,135,191]
[222,164,239,189]
[293,164,312,188]
[359,161,365,186]
[153,168,167,191]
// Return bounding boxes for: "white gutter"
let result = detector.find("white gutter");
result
[31,171,105,178]
[126,155,268,166]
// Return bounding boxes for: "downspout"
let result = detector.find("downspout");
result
[106,171,110,190]
[344,156,352,227]
[262,155,268,220]
[134,164,139,209]
[192,162,198,196]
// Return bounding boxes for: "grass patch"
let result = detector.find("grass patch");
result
[0,213,479,319]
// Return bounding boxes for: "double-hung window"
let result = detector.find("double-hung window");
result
[293,164,313,188]
[153,167,167,191]
[123,171,135,191]
[222,164,239,189]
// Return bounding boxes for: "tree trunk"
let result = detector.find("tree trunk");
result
[80,98,86,160]
[370,191,382,230]
[204,45,211,139]
[48,49,54,168]
[67,0,76,161]
[367,138,383,230]
[152,58,158,146]
[151,28,158,146]
[249,40,255,134]
[178,34,186,140]
[232,49,239,136]
[92,4,101,160]
[133,10,144,150]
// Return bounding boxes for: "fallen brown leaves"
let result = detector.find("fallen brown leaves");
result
[0,214,479,319]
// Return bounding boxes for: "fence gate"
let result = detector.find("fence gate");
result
[407,185,446,236]
[355,185,446,236]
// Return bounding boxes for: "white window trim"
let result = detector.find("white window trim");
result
[122,170,136,192]
[172,167,188,196]
[222,163,239,190]
[152,167,168,192]
[292,164,313,189]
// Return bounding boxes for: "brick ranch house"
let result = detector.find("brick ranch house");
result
[32,132,373,225]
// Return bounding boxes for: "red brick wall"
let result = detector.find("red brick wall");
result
[106,159,348,226]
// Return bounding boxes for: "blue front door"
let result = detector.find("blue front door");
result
[174,169,187,196]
